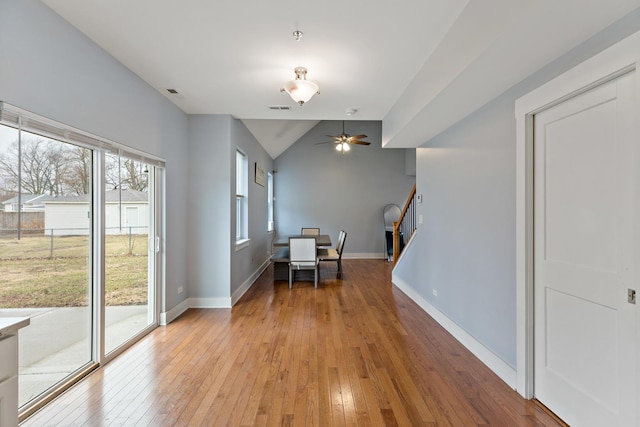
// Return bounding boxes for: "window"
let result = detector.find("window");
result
[235,150,248,247]
[267,172,274,232]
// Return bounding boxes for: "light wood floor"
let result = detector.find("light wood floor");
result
[23,260,566,426]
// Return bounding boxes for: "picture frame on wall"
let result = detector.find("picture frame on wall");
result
[255,162,266,186]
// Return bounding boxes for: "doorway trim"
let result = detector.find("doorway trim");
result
[515,31,640,399]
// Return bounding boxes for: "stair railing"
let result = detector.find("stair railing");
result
[393,184,416,266]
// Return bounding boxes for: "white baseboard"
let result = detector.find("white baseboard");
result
[392,275,517,390]
[232,258,270,305]
[161,259,271,324]
[188,297,233,308]
[342,252,386,259]
[159,298,190,325]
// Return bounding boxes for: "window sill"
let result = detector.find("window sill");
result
[235,239,251,251]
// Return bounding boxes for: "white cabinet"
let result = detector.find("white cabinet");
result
[0,318,30,427]
[0,375,19,427]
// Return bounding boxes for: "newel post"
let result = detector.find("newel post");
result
[392,221,400,266]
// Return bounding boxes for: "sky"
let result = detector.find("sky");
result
[0,124,18,152]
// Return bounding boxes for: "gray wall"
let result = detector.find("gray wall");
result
[394,7,640,369]
[231,119,273,297]
[187,116,274,301]
[274,120,415,257]
[187,115,232,300]
[0,0,190,313]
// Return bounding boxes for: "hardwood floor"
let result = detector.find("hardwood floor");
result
[23,260,566,426]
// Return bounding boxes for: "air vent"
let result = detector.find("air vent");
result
[164,88,184,99]
[268,105,291,111]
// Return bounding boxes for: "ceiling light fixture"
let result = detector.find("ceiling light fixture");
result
[335,142,351,152]
[281,67,319,106]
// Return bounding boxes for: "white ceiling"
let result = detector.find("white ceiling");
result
[42,0,640,158]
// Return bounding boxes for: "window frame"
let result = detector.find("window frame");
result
[235,149,249,250]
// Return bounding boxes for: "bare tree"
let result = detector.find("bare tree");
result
[0,137,92,196]
[0,136,146,197]
[0,140,20,192]
[121,159,148,192]
[105,154,148,192]
[64,146,92,195]
[0,138,54,194]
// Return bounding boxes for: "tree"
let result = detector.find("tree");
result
[0,136,92,196]
[0,134,146,197]
[121,159,148,192]
[105,154,148,192]
[0,138,53,194]
[64,147,92,195]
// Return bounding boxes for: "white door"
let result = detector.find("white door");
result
[125,206,139,227]
[534,71,637,426]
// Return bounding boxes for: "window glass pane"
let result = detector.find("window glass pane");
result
[0,125,93,407]
[236,151,244,196]
[235,150,247,241]
[267,172,274,231]
[104,153,154,355]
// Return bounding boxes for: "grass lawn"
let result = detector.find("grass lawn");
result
[0,234,149,308]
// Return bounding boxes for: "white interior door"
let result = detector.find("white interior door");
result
[534,71,637,426]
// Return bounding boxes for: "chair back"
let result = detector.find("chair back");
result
[289,237,317,263]
[301,227,320,236]
[337,230,347,256]
[383,204,401,232]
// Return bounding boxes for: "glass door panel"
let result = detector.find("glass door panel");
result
[0,126,94,406]
[104,153,155,354]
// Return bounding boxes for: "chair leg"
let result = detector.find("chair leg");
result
[314,266,318,288]
[289,266,293,289]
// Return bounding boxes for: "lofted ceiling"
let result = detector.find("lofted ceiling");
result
[42,0,640,158]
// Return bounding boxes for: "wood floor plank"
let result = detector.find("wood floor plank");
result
[22,260,568,427]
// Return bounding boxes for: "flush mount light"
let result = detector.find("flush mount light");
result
[281,67,319,106]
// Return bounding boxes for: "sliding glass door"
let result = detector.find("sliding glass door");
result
[104,153,156,355]
[0,126,94,407]
[0,104,165,419]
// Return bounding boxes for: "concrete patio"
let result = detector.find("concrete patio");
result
[0,305,149,404]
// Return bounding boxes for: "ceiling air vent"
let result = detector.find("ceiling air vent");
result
[268,105,291,111]
[164,88,184,99]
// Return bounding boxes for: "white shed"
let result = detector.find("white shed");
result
[44,189,149,236]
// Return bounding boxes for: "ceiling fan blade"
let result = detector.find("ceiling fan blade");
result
[349,140,371,145]
[326,134,340,139]
[314,141,336,145]
[350,134,368,140]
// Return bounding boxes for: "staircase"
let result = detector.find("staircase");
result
[392,183,416,266]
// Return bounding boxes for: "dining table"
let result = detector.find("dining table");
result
[272,234,332,248]
[271,234,332,282]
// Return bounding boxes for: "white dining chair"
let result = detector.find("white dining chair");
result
[289,236,319,288]
[301,227,320,236]
[318,230,347,278]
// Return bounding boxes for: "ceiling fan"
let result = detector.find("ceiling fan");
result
[316,121,370,152]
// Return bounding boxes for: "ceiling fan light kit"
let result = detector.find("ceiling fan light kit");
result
[281,66,319,106]
[335,142,351,152]
[316,120,370,154]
